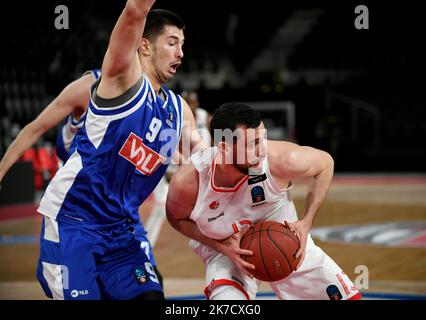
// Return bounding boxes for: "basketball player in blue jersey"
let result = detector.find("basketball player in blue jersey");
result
[7,0,203,300]
[0,69,165,290]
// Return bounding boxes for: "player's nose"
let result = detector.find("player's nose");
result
[176,45,184,59]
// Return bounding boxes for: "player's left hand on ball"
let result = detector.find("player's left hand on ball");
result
[216,225,255,278]
[284,220,310,270]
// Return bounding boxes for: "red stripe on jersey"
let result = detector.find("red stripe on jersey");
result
[348,292,362,300]
[240,220,252,226]
[232,223,239,233]
[204,279,250,300]
[336,273,350,295]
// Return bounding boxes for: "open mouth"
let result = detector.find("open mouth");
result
[169,62,181,74]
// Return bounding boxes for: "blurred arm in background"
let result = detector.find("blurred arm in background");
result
[0,73,94,188]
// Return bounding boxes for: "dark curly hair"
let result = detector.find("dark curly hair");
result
[210,102,262,142]
[143,9,185,41]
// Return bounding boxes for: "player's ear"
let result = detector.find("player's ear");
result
[139,38,151,56]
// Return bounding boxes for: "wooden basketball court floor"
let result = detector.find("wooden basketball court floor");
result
[0,175,425,300]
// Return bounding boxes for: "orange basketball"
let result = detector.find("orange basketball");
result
[240,221,301,282]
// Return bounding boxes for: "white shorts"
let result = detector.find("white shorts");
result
[189,234,361,300]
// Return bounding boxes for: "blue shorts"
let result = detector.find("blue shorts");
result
[36,216,162,300]
[132,222,157,267]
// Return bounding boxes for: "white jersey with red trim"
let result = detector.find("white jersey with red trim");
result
[189,147,297,240]
[188,147,361,300]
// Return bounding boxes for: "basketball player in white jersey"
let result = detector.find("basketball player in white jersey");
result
[166,103,362,300]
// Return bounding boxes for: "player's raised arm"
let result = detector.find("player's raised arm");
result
[0,74,93,187]
[97,0,156,97]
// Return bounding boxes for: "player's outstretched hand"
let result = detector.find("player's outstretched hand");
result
[284,219,310,270]
[216,225,255,278]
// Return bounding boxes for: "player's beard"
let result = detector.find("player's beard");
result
[233,163,249,175]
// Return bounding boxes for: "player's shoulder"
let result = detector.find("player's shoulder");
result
[267,140,298,159]
[69,72,97,90]
[80,68,101,82]
[169,163,199,195]
[57,73,94,109]
[267,140,301,174]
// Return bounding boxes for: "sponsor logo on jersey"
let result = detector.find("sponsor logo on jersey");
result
[134,267,148,284]
[251,186,265,203]
[166,104,174,128]
[326,285,342,300]
[209,201,220,210]
[119,132,166,176]
[70,289,89,298]
[310,221,426,248]
[248,173,267,185]
[208,211,225,222]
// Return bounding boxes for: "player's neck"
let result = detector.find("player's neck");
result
[214,163,246,188]
[146,73,162,94]
[140,62,162,95]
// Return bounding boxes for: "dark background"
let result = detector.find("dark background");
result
[1,0,425,172]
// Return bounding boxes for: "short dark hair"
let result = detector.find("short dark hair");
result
[210,102,262,139]
[143,9,185,41]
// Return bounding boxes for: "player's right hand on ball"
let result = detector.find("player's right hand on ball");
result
[215,225,256,278]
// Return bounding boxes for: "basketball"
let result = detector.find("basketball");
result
[240,221,301,282]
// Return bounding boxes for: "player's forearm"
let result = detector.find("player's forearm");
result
[0,124,43,182]
[302,154,334,228]
[167,215,221,251]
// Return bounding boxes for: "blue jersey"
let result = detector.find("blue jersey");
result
[56,69,101,163]
[39,74,183,228]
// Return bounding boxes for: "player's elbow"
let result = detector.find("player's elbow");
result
[165,182,181,222]
[324,151,334,170]
[165,200,180,229]
[318,151,334,177]
[165,203,175,224]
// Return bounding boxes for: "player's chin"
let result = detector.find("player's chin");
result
[234,164,250,175]
[166,66,179,78]
[163,71,175,82]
